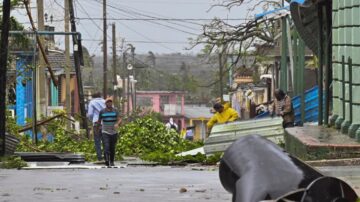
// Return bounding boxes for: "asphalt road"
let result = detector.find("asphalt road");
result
[2,165,360,202]
[0,166,231,202]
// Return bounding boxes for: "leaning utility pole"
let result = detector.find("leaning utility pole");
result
[0,0,11,156]
[37,0,47,117]
[112,23,117,105]
[65,0,71,130]
[103,0,108,98]
[68,0,89,138]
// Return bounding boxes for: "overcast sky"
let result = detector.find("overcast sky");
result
[13,0,258,56]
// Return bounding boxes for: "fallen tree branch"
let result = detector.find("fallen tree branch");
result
[18,113,64,133]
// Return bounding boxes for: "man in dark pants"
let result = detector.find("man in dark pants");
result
[87,92,105,162]
[98,97,122,167]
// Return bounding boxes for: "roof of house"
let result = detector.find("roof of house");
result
[184,106,213,119]
[47,50,75,70]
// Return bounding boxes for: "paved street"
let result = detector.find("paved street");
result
[0,166,231,202]
[2,165,360,202]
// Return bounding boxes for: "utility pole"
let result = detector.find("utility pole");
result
[219,52,223,101]
[68,0,90,138]
[112,23,117,106]
[123,52,128,116]
[37,0,47,118]
[65,0,71,130]
[103,0,108,98]
[130,46,136,110]
[0,0,11,156]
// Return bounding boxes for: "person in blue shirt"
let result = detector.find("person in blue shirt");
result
[87,92,106,162]
[98,97,122,167]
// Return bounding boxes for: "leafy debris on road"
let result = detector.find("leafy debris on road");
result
[0,156,27,169]
[118,116,222,165]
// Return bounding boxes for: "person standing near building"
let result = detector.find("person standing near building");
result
[87,92,106,162]
[185,126,195,141]
[98,97,122,167]
[166,117,178,131]
[271,89,295,128]
[206,103,239,137]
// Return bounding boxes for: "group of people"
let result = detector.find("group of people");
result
[87,89,293,159]
[206,89,295,136]
[87,92,122,167]
[165,118,195,141]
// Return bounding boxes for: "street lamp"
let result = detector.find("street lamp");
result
[122,44,136,115]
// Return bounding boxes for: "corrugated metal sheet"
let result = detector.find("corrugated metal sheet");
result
[256,86,320,125]
[204,117,284,155]
[292,86,319,125]
[0,133,20,155]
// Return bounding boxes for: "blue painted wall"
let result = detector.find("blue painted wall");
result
[15,55,33,127]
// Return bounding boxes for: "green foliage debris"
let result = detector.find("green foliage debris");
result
[15,111,221,165]
[0,156,27,169]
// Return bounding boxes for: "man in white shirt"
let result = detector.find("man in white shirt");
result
[87,92,106,161]
[165,117,178,131]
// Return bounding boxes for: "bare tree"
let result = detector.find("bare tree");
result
[192,0,282,88]
[195,0,282,61]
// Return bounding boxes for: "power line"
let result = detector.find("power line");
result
[113,0,211,5]
[77,0,182,53]
[100,0,204,27]
[82,39,190,44]
[75,0,112,55]
[116,20,178,52]
[76,17,249,21]
[89,0,200,35]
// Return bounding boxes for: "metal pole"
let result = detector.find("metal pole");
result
[68,0,89,138]
[36,0,47,120]
[65,0,72,130]
[349,58,353,124]
[103,0,108,98]
[318,4,324,125]
[122,52,127,115]
[299,38,306,125]
[112,23,117,105]
[323,5,329,126]
[0,0,11,156]
[127,55,130,116]
[131,46,136,110]
[342,56,346,123]
[219,53,223,101]
[286,17,294,94]
[32,35,38,144]
[281,16,288,92]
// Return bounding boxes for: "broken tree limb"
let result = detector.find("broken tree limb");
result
[18,113,64,133]
[23,0,58,86]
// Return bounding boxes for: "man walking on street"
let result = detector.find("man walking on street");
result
[98,97,122,167]
[87,92,106,162]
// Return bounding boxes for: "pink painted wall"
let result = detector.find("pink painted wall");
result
[136,92,186,130]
